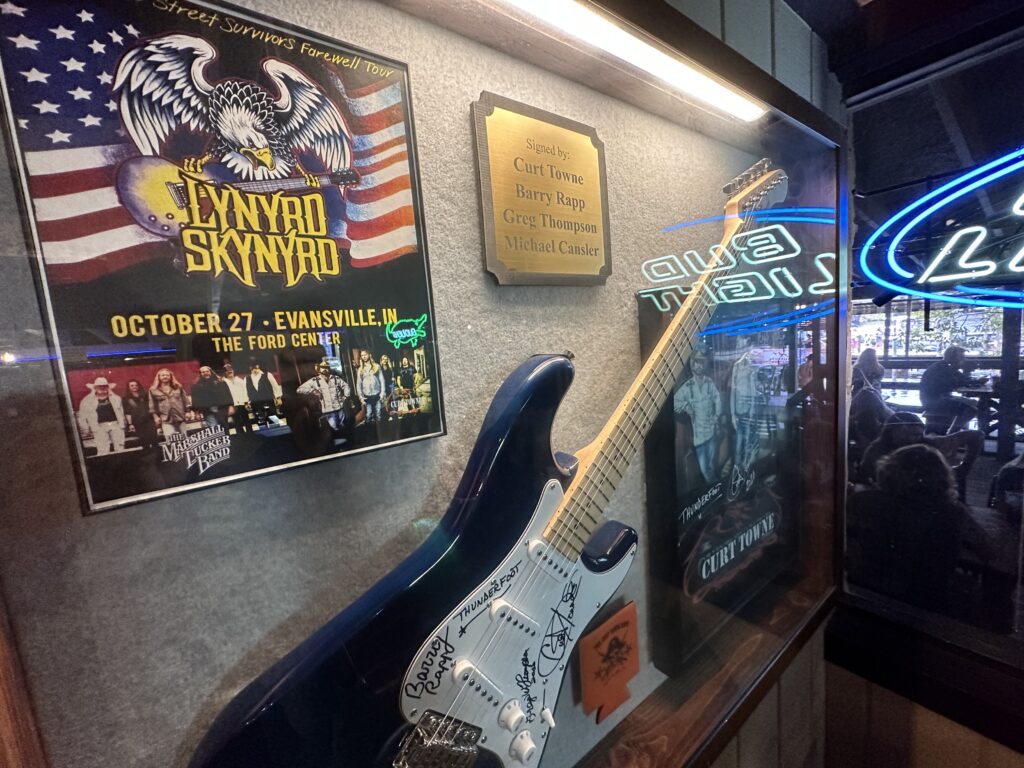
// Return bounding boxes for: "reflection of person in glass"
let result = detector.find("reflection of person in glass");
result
[297,360,352,432]
[79,377,126,455]
[150,368,190,439]
[852,347,885,390]
[849,354,894,449]
[246,358,282,425]
[847,444,966,613]
[220,362,251,433]
[673,349,722,483]
[123,379,158,451]
[357,350,386,424]
[858,410,982,499]
[191,365,234,429]
[730,340,760,491]
[920,345,987,432]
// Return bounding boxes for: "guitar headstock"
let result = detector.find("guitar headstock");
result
[721,158,788,242]
[329,168,362,187]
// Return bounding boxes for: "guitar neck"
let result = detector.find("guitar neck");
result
[233,177,333,194]
[170,175,334,201]
[544,224,741,559]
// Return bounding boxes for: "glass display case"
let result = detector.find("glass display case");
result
[835,28,1024,754]
[0,1,844,767]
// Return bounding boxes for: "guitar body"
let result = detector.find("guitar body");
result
[189,158,786,768]
[190,354,637,768]
[116,157,233,237]
[116,156,360,237]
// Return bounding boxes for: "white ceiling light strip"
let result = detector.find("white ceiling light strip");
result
[500,0,768,122]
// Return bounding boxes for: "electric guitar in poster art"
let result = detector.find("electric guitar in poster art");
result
[117,157,360,237]
[110,34,359,237]
[189,159,788,768]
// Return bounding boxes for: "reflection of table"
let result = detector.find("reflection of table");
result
[961,505,1022,634]
[959,387,998,437]
[882,390,922,411]
[959,386,1022,460]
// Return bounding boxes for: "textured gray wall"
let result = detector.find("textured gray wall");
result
[0,2,763,766]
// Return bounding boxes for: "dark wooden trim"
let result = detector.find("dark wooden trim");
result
[689,594,836,768]
[826,600,1024,754]
[0,585,48,768]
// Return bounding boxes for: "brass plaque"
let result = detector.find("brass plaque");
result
[472,92,611,285]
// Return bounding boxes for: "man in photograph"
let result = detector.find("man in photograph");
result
[191,365,234,430]
[297,360,352,433]
[246,358,282,426]
[220,362,252,433]
[78,377,126,455]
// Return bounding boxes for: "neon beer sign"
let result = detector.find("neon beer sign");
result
[639,223,836,311]
[861,146,1024,308]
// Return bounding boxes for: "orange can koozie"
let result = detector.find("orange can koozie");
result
[579,601,639,724]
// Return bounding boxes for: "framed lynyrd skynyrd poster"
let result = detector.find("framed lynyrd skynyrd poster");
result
[0,0,445,512]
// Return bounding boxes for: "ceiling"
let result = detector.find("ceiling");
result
[782,0,1024,300]
[786,0,1024,99]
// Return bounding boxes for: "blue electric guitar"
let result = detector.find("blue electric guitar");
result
[189,159,788,768]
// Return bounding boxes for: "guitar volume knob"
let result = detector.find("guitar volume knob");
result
[509,730,537,763]
[498,699,526,732]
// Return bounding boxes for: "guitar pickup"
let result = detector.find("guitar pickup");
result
[166,181,188,209]
[451,660,505,707]
[489,599,539,637]
[527,539,573,580]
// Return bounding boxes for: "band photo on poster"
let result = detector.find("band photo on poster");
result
[0,0,445,512]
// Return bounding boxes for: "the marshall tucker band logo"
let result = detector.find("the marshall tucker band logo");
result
[113,32,359,289]
[161,426,231,475]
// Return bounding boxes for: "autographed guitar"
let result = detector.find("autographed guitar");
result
[116,156,360,237]
[189,159,788,768]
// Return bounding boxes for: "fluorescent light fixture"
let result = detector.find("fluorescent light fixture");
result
[499,0,767,121]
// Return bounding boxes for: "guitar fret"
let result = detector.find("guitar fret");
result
[592,456,622,485]
[548,179,767,557]
[584,477,610,503]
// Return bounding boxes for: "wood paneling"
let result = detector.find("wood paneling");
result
[827,664,1024,768]
[0,587,47,768]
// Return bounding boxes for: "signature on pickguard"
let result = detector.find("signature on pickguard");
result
[404,627,455,700]
[457,559,523,635]
[515,649,538,723]
[538,577,580,676]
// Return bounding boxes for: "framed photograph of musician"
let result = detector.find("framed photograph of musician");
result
[0,0,445,513]
[637,145,840,677]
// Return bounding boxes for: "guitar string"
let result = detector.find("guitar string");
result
[418,188,765,758]
[415,266,723,758]
[413,184,764,759]
[408,179,767,761]
[418,281,731,759]
[422,287,711,756]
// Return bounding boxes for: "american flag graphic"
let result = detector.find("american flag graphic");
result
[0,0,418,284]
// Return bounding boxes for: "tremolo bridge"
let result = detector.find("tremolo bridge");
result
[393,710,482,768]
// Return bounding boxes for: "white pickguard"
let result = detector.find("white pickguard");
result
[398,480,636,767]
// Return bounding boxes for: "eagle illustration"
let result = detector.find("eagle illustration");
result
[113,34,353,186]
